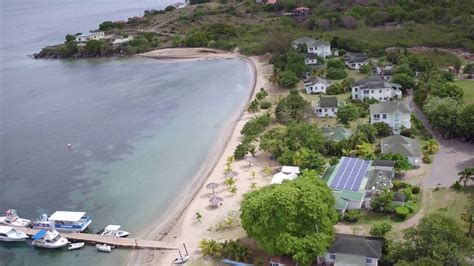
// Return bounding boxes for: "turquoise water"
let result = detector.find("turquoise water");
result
[0,1,253,265]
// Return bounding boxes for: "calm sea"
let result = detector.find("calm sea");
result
[0,1,253,265]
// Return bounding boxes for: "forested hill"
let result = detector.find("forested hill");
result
[36,0,474,58]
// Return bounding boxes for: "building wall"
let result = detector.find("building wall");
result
[407,156,421,167]
[347,199,363,210]
[305,58,318,65]
[370,112,411,133]
[315,106,337,117]
[352,87,397,101]
[345,61,368,70]
[305,82,328,94]
[308,45,331,58]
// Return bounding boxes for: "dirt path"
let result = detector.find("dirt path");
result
[404,93,474,187]
[397,188,432,231]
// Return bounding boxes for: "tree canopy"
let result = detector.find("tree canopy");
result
[380,153,412,173]
[336,104,359,126]
[423,96,460,138]
[275,90,309,124]
[240,170,338,265]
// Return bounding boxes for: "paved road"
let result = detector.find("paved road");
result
[405,93,474,187]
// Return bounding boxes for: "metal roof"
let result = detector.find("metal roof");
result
[318,97,338,108]
[329,234,384,259]
[381,135,422,157]
[49,211,86,222]
[369,101,410,114]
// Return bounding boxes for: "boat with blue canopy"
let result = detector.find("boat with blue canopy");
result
[31,211,92,233]
[31,229,69,249]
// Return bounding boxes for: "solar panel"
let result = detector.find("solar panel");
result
[330,157,370,192]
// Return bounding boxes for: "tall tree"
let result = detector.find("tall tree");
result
[336,104,359,126]
[457,104,474,141]
[240,171,338,265]
[423,96,460,138]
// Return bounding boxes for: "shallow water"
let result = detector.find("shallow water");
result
[0,1,253,265]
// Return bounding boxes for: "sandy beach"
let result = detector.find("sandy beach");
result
[128,49,275,265]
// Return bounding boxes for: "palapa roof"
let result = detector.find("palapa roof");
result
[328,234,384,259]
[381,135,422,157]
[318,96,338,108]
[369,101,410,114]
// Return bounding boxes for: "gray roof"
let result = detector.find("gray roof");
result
[293,37,330,48]
[366,169,393,191]
[381,135,422,157]
[328,234,384,259]
[344,53,369,63]
[355,76,400,90]
[373,160,395,168]
[319,97,338,108]
[369,101,410,114]
[304,53,318,59]
[322,127,353,142]
[307,62,325,69]
[304,76,331,86]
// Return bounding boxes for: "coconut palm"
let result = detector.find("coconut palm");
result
[424,139,440,155]
[198,239,222,257]
[458,167,474,187]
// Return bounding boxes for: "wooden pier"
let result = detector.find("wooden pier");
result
[20,227,177,250]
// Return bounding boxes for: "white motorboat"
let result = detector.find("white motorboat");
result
[31,230,69,249]
[0,226,28,242]
[98,225,130,238]
[173,255,190,264]
[68,242,85,250]
[96,243,112,252]
[0,209,31,227]
[31,211,92,233]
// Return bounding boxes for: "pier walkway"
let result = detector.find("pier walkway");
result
[20,227,177,250]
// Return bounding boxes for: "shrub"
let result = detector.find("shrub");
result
[451,181,462,190]
[344,209,362,222]
[326,67,348,79]
[234,143,247,159]
[395,206,410,219]
[278,70,299,88]
[326,58,346,69]
[256,88,268,100]
[411,186,420,194]
[260,101,271,109]
[422,155,433,164]
[400,187,413,201]
[370,222,392,238]
[373,122,392,137]
[405,201,416,213]
[392,180,410,190]
[164,5,176,12]
[329,157,339,165]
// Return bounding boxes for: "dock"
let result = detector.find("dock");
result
[20,227,177,250]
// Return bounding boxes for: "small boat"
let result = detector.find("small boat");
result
[31,211,92,233]
[96,243,113,252]
[173,255,190,264]
[68,242,85,250]
[98,225,130,238]
[31,230,69,249]
[0,226,28,242]
[0,209,31,227]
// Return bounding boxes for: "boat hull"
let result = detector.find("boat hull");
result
[0,236,27,242]
[0,217,31,227]
[32,219,92,233]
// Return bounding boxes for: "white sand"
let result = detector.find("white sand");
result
[139,47,237,61]
[128,53,276,265]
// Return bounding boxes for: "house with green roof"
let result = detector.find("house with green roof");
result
[381,135,422,166]
[322,127,353,142]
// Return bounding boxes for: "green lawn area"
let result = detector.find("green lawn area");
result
[416,50,464,68]
[455,80,474,105]
[425,187,473,228]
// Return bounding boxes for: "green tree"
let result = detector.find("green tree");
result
[393,73,416,91]
[240,171,338,265]
[386,213,472,265]
[184,30,210,47]
[99,21,115,31]
[355,124,378,143]
[326,67,348,80]
[457,104,474,141]
[292,148,326,172]
[380,153,412,173]
[464,63,474,78]
[234,143,248,160]
[370,189,395,212]
[458,167,474,187]
[84,39,109,56]
[260,126,288,157]
[395,257,443,266]
[431,83,464,103]
[373,122,392,137]
[423,96,460,138]
[336,104,359,126]
[370,222,392,238]
[278,70,299,88]
[199,239,223,257]
[65,34,76,43]
[271,50,309,78]
[354,142,375,160]
[275,90,308,123]
[359,64,370,74]
[326,59,345,69]
[423,139,439,155]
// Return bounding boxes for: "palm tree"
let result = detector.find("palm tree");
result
[458,168,474,187]
[424,139,440,155]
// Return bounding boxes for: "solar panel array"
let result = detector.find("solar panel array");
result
[330,157,370,192]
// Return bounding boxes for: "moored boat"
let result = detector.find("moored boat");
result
[31,211,92,233]
[0,209,31,227]
[98,225,130,238]
[96,243,113,252]
[0,226,28,242]
[68,242,85,250]
[31,230,69,249]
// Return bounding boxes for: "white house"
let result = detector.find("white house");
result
[351,76,402,101]
[374,65,394,81]
[314,96,340,117]
[344,52,369,70]
[75,32,105,43]
[303,53,318,65]
[304,77,331,94]
[292,37,331,58]
[112,36,134,47]
[381,135,422,166]
[369,101,411,134]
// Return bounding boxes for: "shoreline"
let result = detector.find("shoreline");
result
[128,49,264,265]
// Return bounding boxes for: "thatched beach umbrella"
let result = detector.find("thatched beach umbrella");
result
[245,156,256,167]
[206,182,219,195]
[209,196,223,207]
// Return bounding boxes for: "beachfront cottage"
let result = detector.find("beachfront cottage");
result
[369,101,411,134]
[344,53,369,70]
[270,234,384,266]
[351,76,402,101]
[292,37,331,58]
[321,157,395,214]
[381,135,422,166]
[112,36,134,47]
[313,96,341,117]
[304,77,331,94]
[75,32,105,43]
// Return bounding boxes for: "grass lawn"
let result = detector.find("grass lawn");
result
[425,187,473,227]
[415,50,464,68]
[455,80,474,105]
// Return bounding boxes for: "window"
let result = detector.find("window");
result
[354,88,358,92]
[352,64,355,68]
[364,90,369,94]
[382,114,387,119]
[379,97,382,100]
[374,114,380,119]
[324,108,327,112]
[371,90,374,93]
[379,89,382,93]
[317,109,322,113]
[366,258,373,263]
[332,108,335,112]
[329,254,336,260]
[270,263,280,266]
